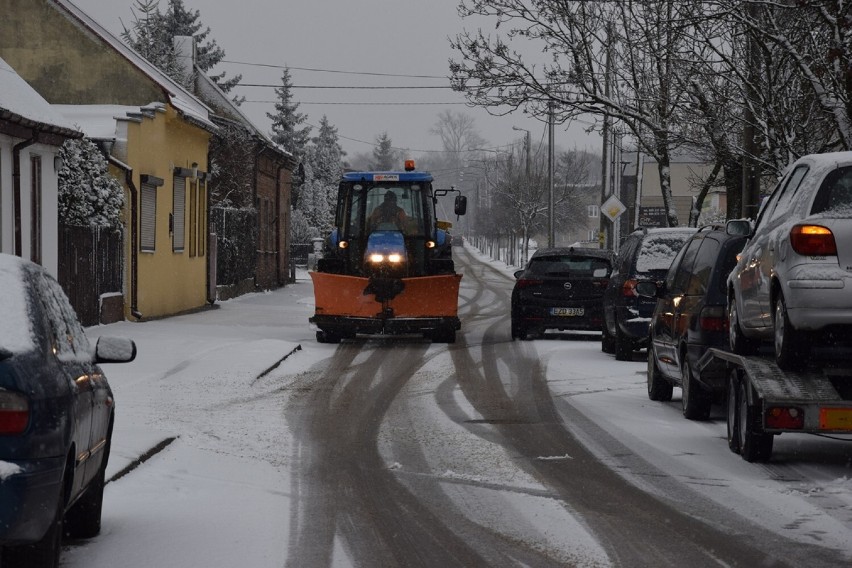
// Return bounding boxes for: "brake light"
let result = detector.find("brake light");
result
[515,278,543,290]
[790,225,837,256]
[622,279,638,297]
[765,406,804,430]
[0,391,29,435]
[699,306,728,332]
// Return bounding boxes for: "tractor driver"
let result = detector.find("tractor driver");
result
[369,190,408,231]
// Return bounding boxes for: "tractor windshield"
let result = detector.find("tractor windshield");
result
[347,183,430,239]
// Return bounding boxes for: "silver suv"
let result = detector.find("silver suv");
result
[727,151,852,369]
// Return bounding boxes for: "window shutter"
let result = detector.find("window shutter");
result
[141,183,157,251]
[173,176,186,252]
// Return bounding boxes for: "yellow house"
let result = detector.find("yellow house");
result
[0,0,216,319]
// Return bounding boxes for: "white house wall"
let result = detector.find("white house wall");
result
[0,134,61,277]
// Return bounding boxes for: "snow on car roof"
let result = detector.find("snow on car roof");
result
[0,254,35,355]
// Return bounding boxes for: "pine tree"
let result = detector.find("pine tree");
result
[58,139,125,228]
[161,0,241,93]
[121,0,185,83]
[121,0,240,95]
[267,67,311,161]
[372,132,399,170]
[299,115,344,234]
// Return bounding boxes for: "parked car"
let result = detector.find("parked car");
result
[602,227,697,360]
[0,253,136,568]
[511,247,614,340]
[727,151,852,370]
[638,225,748,419]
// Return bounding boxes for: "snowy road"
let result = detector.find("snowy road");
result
[63,245,852,567]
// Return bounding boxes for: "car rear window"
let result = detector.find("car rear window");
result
[812,165,852,215]
[635,232,693,274]
[527,255,611,276]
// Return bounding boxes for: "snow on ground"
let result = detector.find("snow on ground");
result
[59,241,852,566]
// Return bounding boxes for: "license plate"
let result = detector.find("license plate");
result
[550,307,584,316]
[819,408,852,431]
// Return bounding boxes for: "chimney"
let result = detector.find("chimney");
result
[173,35,196,87]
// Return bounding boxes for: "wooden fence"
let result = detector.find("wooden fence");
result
[58,225,124,327]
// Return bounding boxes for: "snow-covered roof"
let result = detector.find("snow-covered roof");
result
[55,0,216,133]
[55,103,157,140]
[194,67,292,161]
[0,56,80,138]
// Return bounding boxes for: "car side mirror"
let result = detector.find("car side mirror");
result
[635,281,660,298]
[514,269,524,279]
[726,219,752,237]
[94,336,137,363]
[454,195,467,216]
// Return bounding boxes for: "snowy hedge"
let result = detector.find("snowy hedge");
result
[58,138,125,228]
[210,206,258,285]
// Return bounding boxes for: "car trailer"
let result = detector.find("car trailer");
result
[698,348,852,462]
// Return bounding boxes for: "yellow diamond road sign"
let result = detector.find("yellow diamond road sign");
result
[601,195,627,222]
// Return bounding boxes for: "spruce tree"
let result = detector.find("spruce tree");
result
[372,132,398,170]
[58,139,125,228]
[267,67,311,161]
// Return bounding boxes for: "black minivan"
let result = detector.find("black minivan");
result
[640,225,748,419]
[602,227,697,360]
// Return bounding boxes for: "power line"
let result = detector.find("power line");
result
[237,84,452,89]
[243,100,467,105]
[220,60,448,80]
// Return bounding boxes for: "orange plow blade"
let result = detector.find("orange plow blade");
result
[310,272,462,318]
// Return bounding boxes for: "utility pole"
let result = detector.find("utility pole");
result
[599,22,614,250]
[547,104,555,247]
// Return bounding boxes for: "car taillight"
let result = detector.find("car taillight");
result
[699,306,728,332]
[0,390,29,435]
[622,279,638,297]
[515,278,543,290]
[790,224,837,256]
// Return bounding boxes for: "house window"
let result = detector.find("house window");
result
[197,182,206,257]
[588,230,597,242]
[173,176,186,252]
[140,177,161,252]
[189,180,198,256]
[587,205,599,218]
[30,156,42,265]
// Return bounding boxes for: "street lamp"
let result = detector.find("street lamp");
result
[511,126,531,177]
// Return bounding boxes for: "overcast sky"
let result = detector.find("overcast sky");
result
[70,0,602,163]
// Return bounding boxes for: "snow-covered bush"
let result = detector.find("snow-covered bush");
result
[58,138,125,228]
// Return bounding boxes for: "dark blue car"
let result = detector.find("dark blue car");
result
[0,254,136,568]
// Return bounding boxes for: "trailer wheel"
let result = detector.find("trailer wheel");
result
[726,372,741,454]
[647,344,673,401]
[737,379,773,462]
[681,357,711,420]
[431,328,456,344]
[774,292,809,371]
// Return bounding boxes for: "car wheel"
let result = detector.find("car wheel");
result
[65,429,110,539]
[647,343,673,401]
[511,320,527,340]
[728,297,758,355]
[737,379,773,462]
[601,322,615,354]
[681,356,711,420]
[615,324,633,361]
[726,372,740,454]
[774,292,809,371]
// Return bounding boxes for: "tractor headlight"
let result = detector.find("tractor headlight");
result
[369,254,385,263]
[387,253,403,263]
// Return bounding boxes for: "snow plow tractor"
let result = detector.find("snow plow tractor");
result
[310,160,467,343]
